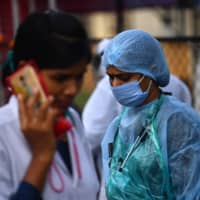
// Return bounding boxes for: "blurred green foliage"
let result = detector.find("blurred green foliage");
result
[74,90,92,112]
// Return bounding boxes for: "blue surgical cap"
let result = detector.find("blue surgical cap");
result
[102,29,170,87]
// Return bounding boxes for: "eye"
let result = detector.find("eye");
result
[116,74,132,82]
[108,73,132,82]
[75,74,84,81]
[50,73,84,83]
[51,75,70,83]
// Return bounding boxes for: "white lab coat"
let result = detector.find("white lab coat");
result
[83,76,122,152]
[0,96,99,200]
[162,74,192,105]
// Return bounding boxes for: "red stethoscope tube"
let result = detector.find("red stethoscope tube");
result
[48,128,81,193]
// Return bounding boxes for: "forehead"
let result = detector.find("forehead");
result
[106,65,124,74]
[41,59,88,75]
[107,65,141,76]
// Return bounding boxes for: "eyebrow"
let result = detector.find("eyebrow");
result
[50,69,87,76]
[107,72,131,78]
[107,72,130,76]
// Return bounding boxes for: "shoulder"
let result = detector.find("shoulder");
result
[0,96,19,126]
[157,96,200,156]
[67,107,83,133]
[161,96,200,134]
[166,106,200,157]
[160,95,195,116]
[0,97,23,156]
[157,95,200,132]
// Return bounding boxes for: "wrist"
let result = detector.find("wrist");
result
[23,153,54,191]
[32,151,55,165]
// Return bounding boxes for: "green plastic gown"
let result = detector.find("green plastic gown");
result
[105,97,174,199]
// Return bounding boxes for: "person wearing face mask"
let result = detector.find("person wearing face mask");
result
[0,10,99,200]
[101,29,200,200]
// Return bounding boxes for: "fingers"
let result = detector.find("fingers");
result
[45,96,60,130]
[26,89,40,118]
[37,95,54,121]
[17,91,57,158]
[18,94,28,129]
[18,89,58,136]
[46,107,59,127]
[24,89,52,121]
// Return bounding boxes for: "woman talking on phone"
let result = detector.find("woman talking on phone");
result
[0,10,99,199]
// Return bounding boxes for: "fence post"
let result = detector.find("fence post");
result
[194,50,200,112]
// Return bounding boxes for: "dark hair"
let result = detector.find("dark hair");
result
[2,10,91,81]
[92,52,103,71]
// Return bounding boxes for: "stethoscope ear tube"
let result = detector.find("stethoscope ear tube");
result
[108,126,149,171]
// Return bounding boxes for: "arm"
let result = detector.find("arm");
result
[0,123,43,200]
[16,92,58,193]
[0,141,14,199]
[167,112,200,199]
[0,140,41,200]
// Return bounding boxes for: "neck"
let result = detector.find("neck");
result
[142,82,161,105]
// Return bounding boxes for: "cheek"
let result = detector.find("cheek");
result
[59,80,82,96]
[44,80,62,95]
[111,79,125,87]
[70,80,83,94]
[78,78,84,87]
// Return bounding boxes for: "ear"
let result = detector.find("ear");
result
[140,77,153,92]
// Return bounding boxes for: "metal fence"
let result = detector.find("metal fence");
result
[158,37,200,111]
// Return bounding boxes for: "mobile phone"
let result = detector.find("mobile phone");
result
[6,61,48,103]
[6,61,72,137]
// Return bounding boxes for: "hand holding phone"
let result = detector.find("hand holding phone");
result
[6,61,72,137]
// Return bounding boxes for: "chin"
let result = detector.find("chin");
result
[52,99,69,109]
[54,106,69,116]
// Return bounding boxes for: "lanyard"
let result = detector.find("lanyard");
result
[48,128,81,193]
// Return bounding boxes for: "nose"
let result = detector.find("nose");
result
[111,78,122,87]
[63,80,80,96]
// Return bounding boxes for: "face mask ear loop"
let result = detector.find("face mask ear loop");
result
[146,80,152,92]
[138,75,145,84]
[138,75,152,92]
